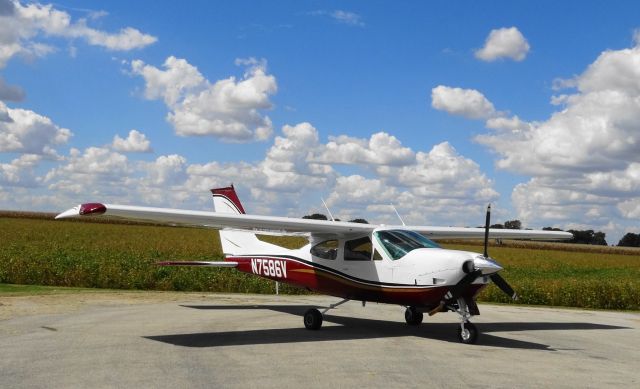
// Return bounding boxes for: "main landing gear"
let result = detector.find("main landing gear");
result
[303,298,350,330]
[404,306,423,326]
[303,308,323,330]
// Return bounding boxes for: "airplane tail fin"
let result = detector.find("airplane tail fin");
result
[211,185,282,256]
[212,185,246,215]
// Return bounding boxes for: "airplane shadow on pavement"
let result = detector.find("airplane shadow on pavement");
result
[143,304,629,351]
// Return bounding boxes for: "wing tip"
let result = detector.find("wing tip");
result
[55,206,80,219]
[55,203,107,220]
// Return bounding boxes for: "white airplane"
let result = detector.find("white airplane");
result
[56,185,572,344]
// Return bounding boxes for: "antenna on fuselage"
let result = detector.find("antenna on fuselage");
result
[321,197,335,221]
[390,204,406,226]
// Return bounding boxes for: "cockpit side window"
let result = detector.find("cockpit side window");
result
[344,236,374,261]
[310,240,339,260]
[375,230,440,260]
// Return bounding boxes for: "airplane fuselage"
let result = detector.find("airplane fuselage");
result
[226,229,500,309]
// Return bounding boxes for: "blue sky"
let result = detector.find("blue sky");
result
[1,0,640,244]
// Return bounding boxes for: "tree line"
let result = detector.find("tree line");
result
[302,213,368,224]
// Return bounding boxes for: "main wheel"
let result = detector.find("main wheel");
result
[303,308,323,330]
[404,306,424,326]
[457,322,478,344]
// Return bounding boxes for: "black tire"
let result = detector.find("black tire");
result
[303,308,323,330]
[457,322,478,344]
[404,306,424,326]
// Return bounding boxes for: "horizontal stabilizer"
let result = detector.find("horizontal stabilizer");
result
[157,261,238,267]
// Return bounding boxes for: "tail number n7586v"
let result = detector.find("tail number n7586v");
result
[251,258,287,279]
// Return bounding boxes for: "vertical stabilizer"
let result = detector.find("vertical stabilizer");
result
[211,185,282,256]
[212,185,246,215]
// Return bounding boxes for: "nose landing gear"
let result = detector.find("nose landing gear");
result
[458,321,478,344]
[454,298,478,344]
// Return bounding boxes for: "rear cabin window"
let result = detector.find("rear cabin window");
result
[345,236,382,261]
[310,240,338,260]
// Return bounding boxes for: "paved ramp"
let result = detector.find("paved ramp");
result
[1,293,638,388]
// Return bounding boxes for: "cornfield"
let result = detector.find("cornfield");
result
[1,215,638,310]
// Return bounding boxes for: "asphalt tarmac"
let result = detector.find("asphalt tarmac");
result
[1,292,638,388]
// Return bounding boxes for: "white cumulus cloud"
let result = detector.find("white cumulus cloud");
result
[475,27,530,62]
[0,153,41,187]
[112,129,152,153]
[260,122,334,191]
[430,34,640,241]
[377,142,498,202]
[5,121,501,228]
[618,198,640,219]
[43,146,132,198]
[131,56,277,142]
[315,132,415,166]
[0,101,72,157]
[144,154,187,186]
[0,0,157,68]
[476,48,640,176]
[431,85,496,119]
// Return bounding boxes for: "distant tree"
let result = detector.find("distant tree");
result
[349,218,369,224]
[592,231,607,246]
[303,213,328,220]
[568,229,608,246]
[490,223,504,229]
[504,220,522,230]
[618,232,640,247]
[543,227,564,231]
[569,229,593,244]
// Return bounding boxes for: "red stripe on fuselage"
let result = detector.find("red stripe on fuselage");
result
[227,255,486,307]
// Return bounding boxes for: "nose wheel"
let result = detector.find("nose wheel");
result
[458,322,478,344]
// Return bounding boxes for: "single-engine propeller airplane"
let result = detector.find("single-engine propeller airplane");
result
[56,185,572,344]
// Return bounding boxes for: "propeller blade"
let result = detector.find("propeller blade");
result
[483,204,491,258]
[490,273,518,300]
[429,270,482,316]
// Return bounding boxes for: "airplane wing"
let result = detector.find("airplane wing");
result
[56,202,572,241]
[408,226,572,241]
[55,203,375,235]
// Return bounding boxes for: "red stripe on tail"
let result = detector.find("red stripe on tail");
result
[210,184,246,214]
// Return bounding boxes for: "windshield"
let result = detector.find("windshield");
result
[375,230,441,260]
